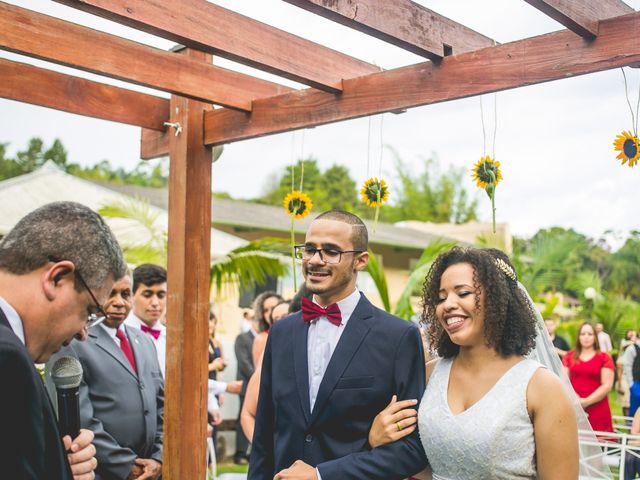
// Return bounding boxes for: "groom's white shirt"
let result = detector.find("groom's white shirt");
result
[307,288,360,412]
[306,288,360,480]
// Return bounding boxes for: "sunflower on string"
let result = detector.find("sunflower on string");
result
[283,190,313,219]
[613,130,640,167]
[472,156,502,233]
[360,177,389,232]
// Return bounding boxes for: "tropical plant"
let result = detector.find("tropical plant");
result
[366,239,457,319]
[99,198,289,297]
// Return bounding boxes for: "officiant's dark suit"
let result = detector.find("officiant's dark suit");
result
[249,210,427,480]
[0,309,72,480]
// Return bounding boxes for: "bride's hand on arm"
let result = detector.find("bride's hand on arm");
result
[368,395,418,448]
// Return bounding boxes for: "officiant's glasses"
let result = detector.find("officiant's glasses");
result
[48,256,108,328]
[294,245,363,264]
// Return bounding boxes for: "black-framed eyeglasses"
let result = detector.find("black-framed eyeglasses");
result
[48,256,107,328]
[294,245,363,264]
[74,270,108,329]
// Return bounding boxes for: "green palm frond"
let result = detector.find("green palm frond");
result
[394,239,457,320]
[365,249,391,312]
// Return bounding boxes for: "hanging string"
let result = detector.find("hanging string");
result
[290,132,296,193]
[480,96,487,156]
[299,130,306,192]
[622,67,640,137]
[492,93,498,160]
[366,116,372,178]
[378,114,385,177]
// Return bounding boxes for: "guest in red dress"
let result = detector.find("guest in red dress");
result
[562,322,615,432]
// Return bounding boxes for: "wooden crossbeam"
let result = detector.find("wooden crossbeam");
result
[0,2,291,111]
[54,0,381,93]
[192,11,640,147]
[0,58,168,130]
[523,0,634,38]
[284,0,495,60]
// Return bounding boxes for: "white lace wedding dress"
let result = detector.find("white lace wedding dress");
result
[417,357,541,480]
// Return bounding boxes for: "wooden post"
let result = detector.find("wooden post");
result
[164,48,212,480]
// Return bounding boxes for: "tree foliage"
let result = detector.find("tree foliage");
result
[0,137,168,187]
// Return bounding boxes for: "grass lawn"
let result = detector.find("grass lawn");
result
[217,462,249,474]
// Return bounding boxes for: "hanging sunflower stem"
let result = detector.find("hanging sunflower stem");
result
[290,216,297,291]
[360,177,389,233]
[472,156,502,233]
[490,188,496,234]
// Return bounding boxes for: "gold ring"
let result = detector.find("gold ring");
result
[396,421,402,432]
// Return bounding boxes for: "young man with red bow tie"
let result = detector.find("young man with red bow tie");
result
[249,210,427,480]
[125,264,167,377]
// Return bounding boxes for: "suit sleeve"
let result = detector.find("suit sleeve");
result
[246,333,274,480]
[67,346,138,479]
[235,334,255,380]
[0,343,42,480]
[317,326,428,479]
[151,358,164,464]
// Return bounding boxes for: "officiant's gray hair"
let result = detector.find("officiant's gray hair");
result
[315,210,368,251]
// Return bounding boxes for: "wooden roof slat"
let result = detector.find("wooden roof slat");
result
[284,0,495,60]
[0,2,292,111]
[195,11,640,147]
[54,0,381,93]
[0,58,169,130]
[523,0,634,38]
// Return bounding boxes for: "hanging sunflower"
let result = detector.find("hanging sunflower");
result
[360,177,389,232]
[283,191,313,219]
[360,177,389,207]
[472,156,502,233]
[613,130,640,167]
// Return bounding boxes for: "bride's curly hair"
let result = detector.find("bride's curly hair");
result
[421,246,537,358]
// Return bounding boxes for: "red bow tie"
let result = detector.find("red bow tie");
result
[301,297,342,327]
[141,324,161,340]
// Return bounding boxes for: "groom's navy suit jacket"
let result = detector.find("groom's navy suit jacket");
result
[249,293,427,479]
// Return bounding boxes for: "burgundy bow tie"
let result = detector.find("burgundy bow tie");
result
[301,297,342,327]
[141,324,161,340]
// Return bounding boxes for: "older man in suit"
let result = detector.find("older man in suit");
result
[0,201,126,480]
[49,273,164,480]
[249,210,427,480]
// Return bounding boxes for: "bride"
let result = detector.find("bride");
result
[368,247,579,479]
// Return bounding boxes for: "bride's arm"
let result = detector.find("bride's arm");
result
[529,368,579,480]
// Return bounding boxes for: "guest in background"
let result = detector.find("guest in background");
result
[624,333,640,417]
[241,300,291,442]
[125,264,167,377]
[544,318,570,358]
[251,291,283,368]
[595,322,613,353]
[48,273,164,480]
[563,322,615,433]
[624,406,640,479]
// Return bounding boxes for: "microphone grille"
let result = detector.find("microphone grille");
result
[51,356,83,389]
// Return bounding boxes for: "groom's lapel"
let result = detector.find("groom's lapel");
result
[309,294,373,425]
[293,312,311,423]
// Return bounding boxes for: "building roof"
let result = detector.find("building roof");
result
[0,162,247,257]
[96,182,461,251]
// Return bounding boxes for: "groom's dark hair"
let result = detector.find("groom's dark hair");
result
[315,210,368,251]
[421,246,537,358]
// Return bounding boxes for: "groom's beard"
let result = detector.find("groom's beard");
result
[303,260,357,298]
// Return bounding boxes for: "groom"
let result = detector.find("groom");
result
[249,210,427,479]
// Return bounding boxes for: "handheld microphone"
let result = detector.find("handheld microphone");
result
[51,356,83,439]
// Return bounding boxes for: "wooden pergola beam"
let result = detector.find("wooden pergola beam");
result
[284,0,495,60]
[0,2,291,111]
[193,11,640,147]
[523,0,634,38]
[54,0,381,93]
[0,58,168,131]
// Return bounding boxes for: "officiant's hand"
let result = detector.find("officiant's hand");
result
[368,395,418,448]
[274,460,317,479]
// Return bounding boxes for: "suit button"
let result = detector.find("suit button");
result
[144,409,150,415]
[140,382,145,389]
[305,434,313,443]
